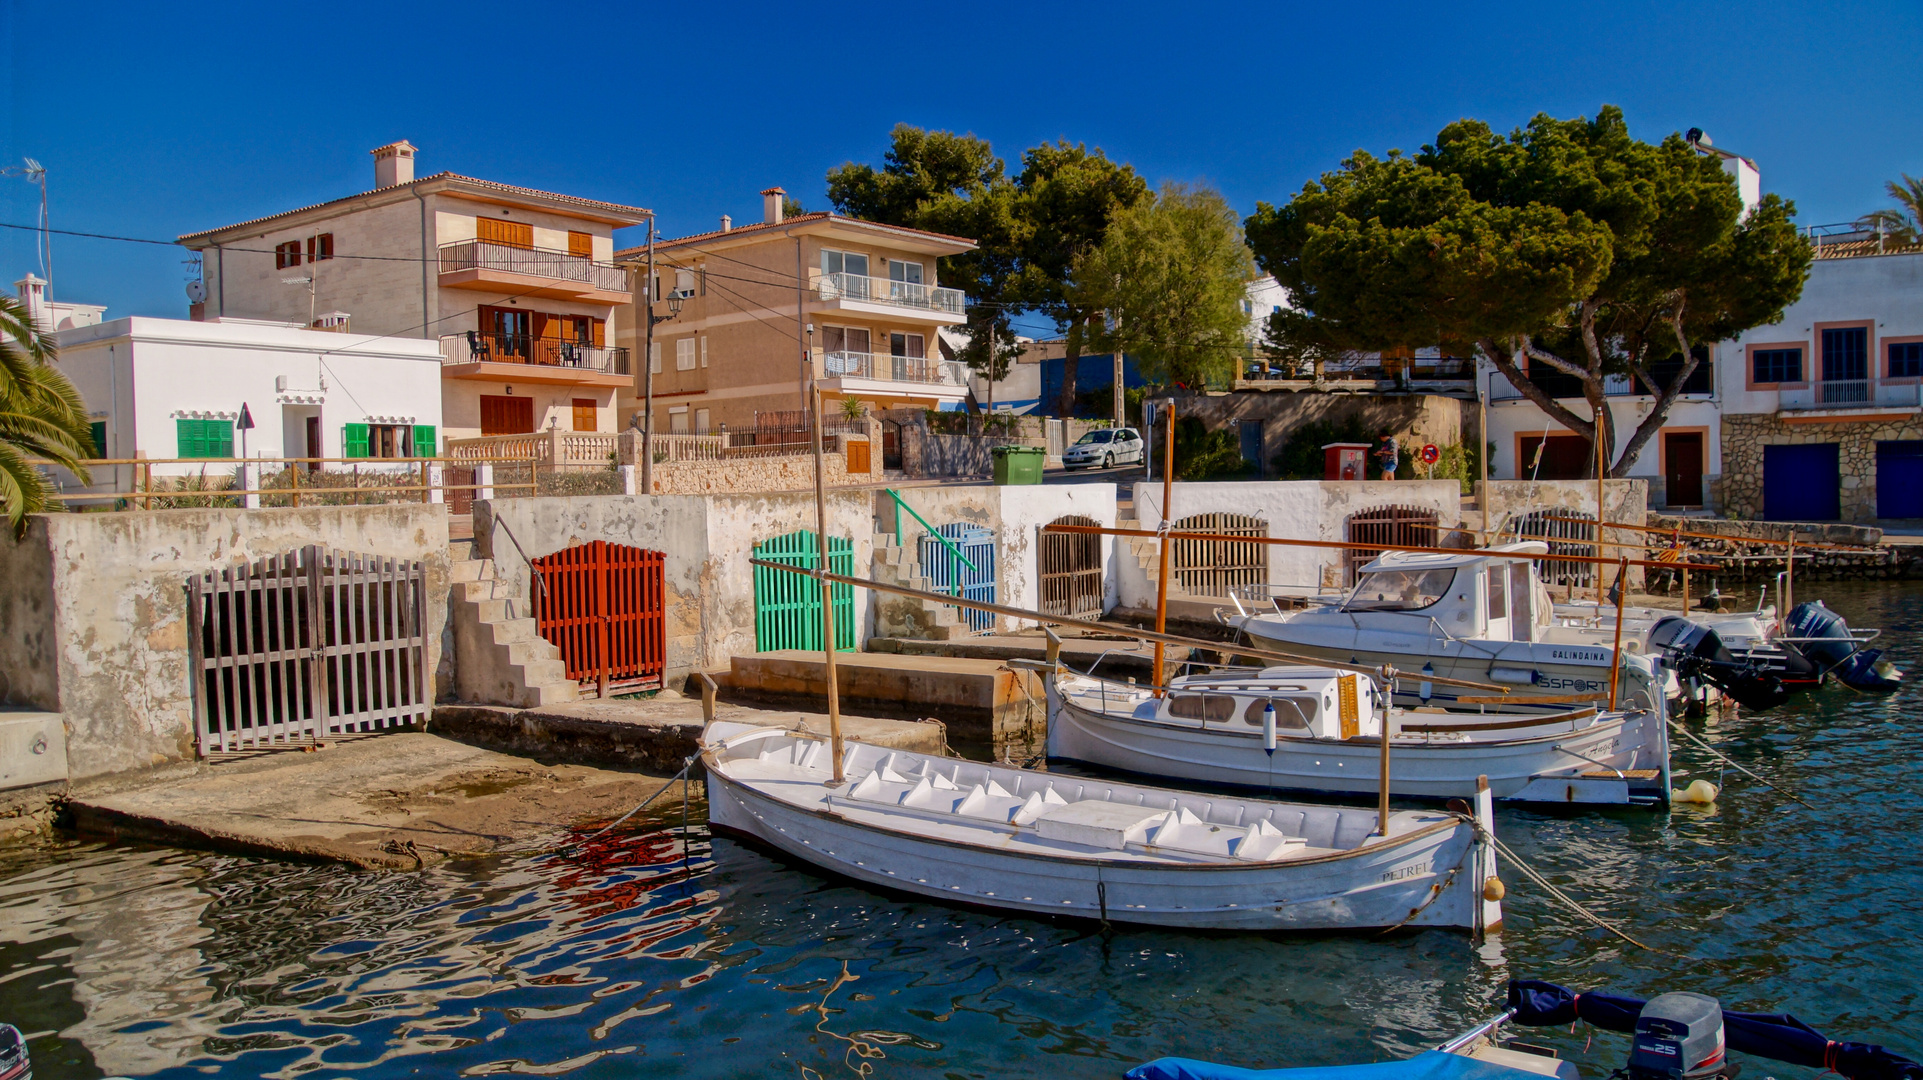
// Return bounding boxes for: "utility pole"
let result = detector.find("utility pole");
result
[642,218,656,495]
[1111,311,1124,427]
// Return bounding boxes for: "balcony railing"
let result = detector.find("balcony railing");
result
[438,240,629,293]
[447,333,630,375]
[1489,360,1715,402]
[816,272,965,316]
[823,350,967,387]
[1778,380,1921,411]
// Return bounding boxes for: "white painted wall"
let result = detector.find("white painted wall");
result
[997,483,1120,620]
[55,316,444,479]
[1718,250,1923,416]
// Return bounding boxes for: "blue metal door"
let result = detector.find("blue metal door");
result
[1763,443,1841,521]
[1877,441,1923,519]
[920,523,997,632]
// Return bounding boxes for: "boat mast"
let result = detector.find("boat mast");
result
[1151,398,1175,694]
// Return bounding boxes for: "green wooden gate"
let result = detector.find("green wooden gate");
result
[753,530,856,651]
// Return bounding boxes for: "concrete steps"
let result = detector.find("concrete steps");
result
[448,549,580,708]
[870,530,972,641]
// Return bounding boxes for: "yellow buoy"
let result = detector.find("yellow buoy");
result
[1671,778,1718,804]
[1483,877,1506,902]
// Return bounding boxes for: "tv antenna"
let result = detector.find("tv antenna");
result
[0,159,50,297]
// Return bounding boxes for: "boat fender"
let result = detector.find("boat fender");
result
[1483,877,1506,902]
[1671,778,1718,804]
[1262,702,1277,755]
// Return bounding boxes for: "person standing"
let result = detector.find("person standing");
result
[1374,434,1400,479]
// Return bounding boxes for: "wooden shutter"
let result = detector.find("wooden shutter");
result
[478,218,533,249]
[177,418,202,458]
[481,396,534,435]
[343,423,370,458]
[572,399,597,432]
[568,231,592,258]
[590,317,605,348]
[412,425,436,457]
[211,420,234,458]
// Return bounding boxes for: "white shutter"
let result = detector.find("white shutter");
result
[649,342,661,374]
[676,338,696,370]
[700,336,709,368]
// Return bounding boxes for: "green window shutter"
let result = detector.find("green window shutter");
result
[176,418,203,458]
[210,420,234,459]
[89,422,106,458]
[343,423,369,458]
[412,425,436,458]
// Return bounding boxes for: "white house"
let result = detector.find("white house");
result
[55,316,446,482]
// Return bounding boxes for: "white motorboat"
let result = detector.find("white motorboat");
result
[1045,666,1669,805]
[1230,543,1672,706]
[703,720,1503,933]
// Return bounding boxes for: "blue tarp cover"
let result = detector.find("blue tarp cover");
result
[1128,1049,1546,1080]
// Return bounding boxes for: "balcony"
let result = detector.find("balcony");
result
[815,272,966,323]
[438,333,632,387]
[1777,380,1922,418]
[820,350,969,400]
[437,240,631,303]
[1489,360,1715,403]
[1236,356,1475,394]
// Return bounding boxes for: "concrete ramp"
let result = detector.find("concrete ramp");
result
[728,651,1044,753]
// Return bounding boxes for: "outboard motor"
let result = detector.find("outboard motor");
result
[1785,601,1903,692]
[1627,993,1727,1080]
[1648,616,1790,711]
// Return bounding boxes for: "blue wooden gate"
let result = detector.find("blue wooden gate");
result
[1763,443,1841,521]
[752,530,855,651]
[920,523,997,633]
[1877,442,1923,519]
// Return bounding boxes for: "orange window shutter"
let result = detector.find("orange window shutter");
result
[479,218,532,249]
[572,398,597,431]
[590,317,605,348]
[568,231,592,259]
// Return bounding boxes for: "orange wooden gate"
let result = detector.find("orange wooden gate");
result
[531,541,666,694]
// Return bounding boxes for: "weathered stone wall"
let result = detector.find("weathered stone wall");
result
[1480,478,1648,588]
[1169,390,1468,477]
[0,506,450,782]
[1643,513,1918,581]
[1720,413,1923,524]
[645,431,879,495]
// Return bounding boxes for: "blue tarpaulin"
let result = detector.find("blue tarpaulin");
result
[1128,1050,1547,1080]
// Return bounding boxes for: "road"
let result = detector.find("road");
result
[1043,462,1148,486]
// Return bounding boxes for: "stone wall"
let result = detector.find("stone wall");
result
[1169,390,1468,477]
[1643,514,1918,582]
[1479,478,1648,588]
[1720,413,1923,524]
[645,431,879,495]
[0,506,450,781]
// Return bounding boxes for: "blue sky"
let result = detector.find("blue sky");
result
[4,0,1918,338]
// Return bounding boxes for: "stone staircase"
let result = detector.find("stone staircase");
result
[1116,510,1162,582]
[870,530,974,640]
[448,548,579,707]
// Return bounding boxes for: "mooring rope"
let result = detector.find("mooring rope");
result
[1667,720,1817,811]
[554,753,699,853]
[1465,819,1672,955]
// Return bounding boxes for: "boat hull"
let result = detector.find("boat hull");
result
[704,740,1496,933]
[1046,685,1661,804]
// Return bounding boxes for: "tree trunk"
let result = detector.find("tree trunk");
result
[1056,317,1082,417]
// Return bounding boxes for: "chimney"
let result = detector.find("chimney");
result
[14,273,46,330]
[372,141,418,189]
[762,186,786,225]
[719,214,732,233]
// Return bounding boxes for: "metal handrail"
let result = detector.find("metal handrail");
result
[492,514,549,605]
[883,488,978,575]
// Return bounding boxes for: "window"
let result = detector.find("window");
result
[572,399,597,432]
[1242,299,1254,315]
[1341,568,1454,612]
[1752,347,1802,385]
[345,423,413,459]
[673,269,695,295]
[176,417,234,459]
[480,395,534,436]
[1166,693,1237,722]
[275,241,301,269]
[823,326,871,374]
[567,231,592,259]
[700,336,709,368]
[669,406,689,434]
[1891,342,1923,379]
[676,338,696,370]
[890,332,925,358]
[1822,327,1868,382]
[695,408,710,433]
[887,260,924,297]
[478,217,533,249]
[821,249,871,278]
[306,233,333,262]
[89,421,106,458]
[1486,564,1507,621]
[649,342,661,374]
[1240,697,1313,731]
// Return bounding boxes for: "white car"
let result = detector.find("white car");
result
[1062,427,1145,469]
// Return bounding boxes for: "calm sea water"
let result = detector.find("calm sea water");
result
[4,581,1920,1080]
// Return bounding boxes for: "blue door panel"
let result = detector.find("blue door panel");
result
[1877,441,1923,519]
[1763,443,1840,521]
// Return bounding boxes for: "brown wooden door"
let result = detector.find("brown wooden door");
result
[481,395,535,436]
[1665,431,1704,507]
[572,399,597,432]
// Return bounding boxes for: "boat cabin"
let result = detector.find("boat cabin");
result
[1160,668,1384,741]
[1341,543,1553,644]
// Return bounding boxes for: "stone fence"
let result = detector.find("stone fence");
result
[1644,514,1918,582]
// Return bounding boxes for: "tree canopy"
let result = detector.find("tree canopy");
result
[0,294,93,535]
[1856,173,1923,246]
[1246,106,1811,474]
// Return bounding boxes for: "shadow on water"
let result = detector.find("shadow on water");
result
[0,580,1917,1079]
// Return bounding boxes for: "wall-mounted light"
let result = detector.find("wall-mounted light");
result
[506,385,514,395]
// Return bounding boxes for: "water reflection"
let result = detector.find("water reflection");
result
[0,582,1915,1079]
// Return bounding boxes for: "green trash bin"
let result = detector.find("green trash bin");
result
[992,444,1046,485]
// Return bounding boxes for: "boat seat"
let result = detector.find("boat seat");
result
[1032,799,1170,850]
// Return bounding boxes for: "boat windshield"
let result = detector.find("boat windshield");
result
[1075,430,1115,445]
[1241,696,1314,730]
[1341,568,1455,612]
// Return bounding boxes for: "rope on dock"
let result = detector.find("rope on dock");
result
[1666,720,1818,811]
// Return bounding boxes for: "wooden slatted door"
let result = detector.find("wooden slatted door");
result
[189,546,429,755]
[752,530,855,652]
[1506,509,1595,589]
[1170,512,1268,598]
[920,523,997,633]
[531,542,666,693]
[1344,506,1439,584]
[1039,515,1104,619]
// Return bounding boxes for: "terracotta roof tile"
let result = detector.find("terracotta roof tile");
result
[178,172,650,243]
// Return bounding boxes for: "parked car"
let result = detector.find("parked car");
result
[1063,427,1145,470]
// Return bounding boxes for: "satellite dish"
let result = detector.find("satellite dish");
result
[186,279,207,303]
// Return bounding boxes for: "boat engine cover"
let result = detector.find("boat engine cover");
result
[1648,618,1791,711]
[1628,992,1725,1080]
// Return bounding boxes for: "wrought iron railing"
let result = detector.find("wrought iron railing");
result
[816,272,965,315]
[447,332,629,374]
[823,350,967,386]
[1777,380,1921,411]
[438,239,629,293]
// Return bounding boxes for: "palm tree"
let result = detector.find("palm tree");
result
[1856,173,1923,246]
[0,294,92,536]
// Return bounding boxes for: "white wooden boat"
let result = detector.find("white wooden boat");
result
[703,720,1503,933]
[1045,666,1669,805]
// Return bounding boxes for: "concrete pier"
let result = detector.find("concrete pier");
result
[726,651,1045,753]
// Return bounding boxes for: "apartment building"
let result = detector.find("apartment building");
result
[177,142,651,447]
[613,188,974,435]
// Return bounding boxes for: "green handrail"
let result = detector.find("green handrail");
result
[883,487,978,575]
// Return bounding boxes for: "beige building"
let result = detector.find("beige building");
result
[177,142,651,449]
[613,188,974,435]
